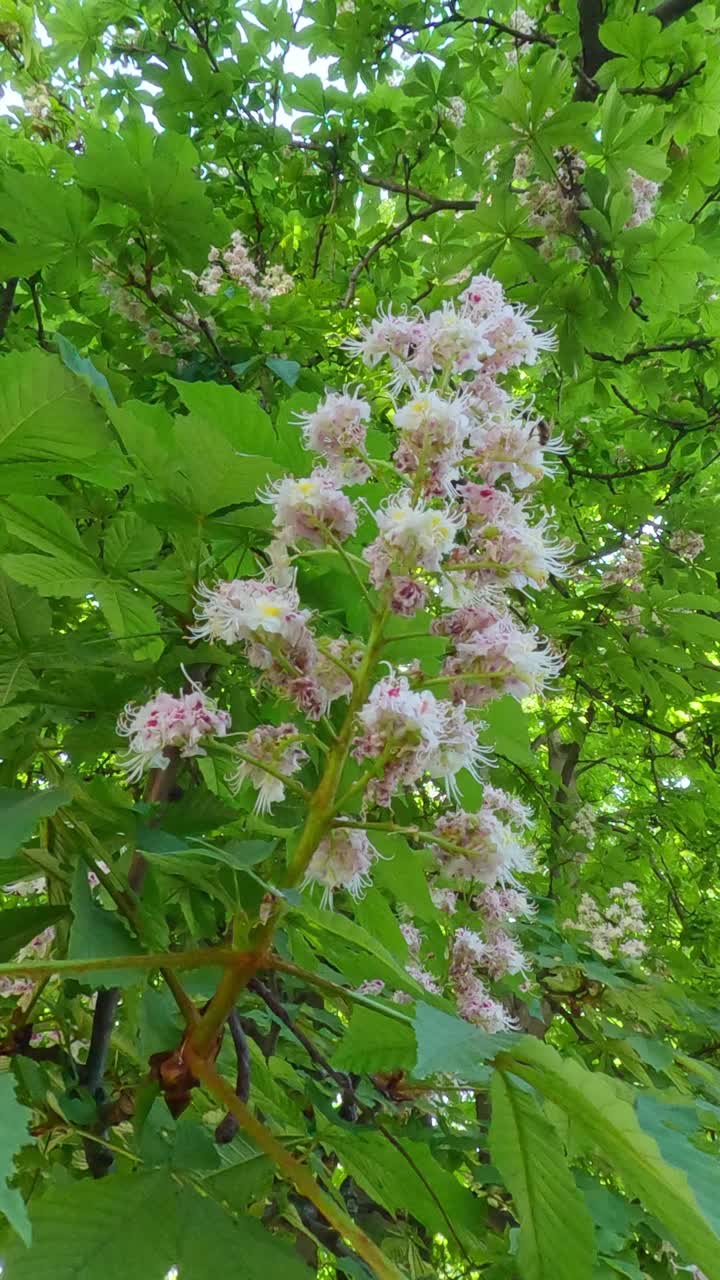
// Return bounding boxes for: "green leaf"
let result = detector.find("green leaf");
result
[68,862,144,988]
[506,1039,720,1278]
[477,696,535,767]
[0,572,51,648]
[413,1002,515,1078]
[55,335,115,405]
[0,1073,32,1245]
[0,787,71,858]
[173,382,278,458]
[0,905,68,961]
[0,1169,313,1279]
[0,351,112,463]
[490,1070,595,1280]
[265,356,301,386]
[332,1004,417,1073]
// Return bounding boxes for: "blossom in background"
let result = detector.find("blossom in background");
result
[117,688,231,782]
[261,468,358,546]
[565,883,648,961]
[625,170,661,228]
[669,529,704,562]
[476,885,536,922]
[601,541,645,587]
[198,229,295,302]
[228,723,308,814]
[442,96,466,128]
[304,828,379,906]
[569,802,597,849]
[296,389,371,482]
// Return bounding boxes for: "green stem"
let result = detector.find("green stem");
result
[0,947,250,980]
[188,601,390,1055]
[270,957,415,1026]
[186,1049,407,1280]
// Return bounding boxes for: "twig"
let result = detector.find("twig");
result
[214,1010,251,1143]
[0,277,18,340]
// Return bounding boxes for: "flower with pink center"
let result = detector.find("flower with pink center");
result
[433,601,563,705]
[400,922,423,954]
[625,170,660,228]
[483,785,533,829]
[364,491,465,590]
[482,303,556,375]
[117,687,231,782]
[460,273,507,319]
[465,373,515,427]
[390,576,428,617]
[353,673,492,806]
[432,806,533,884]
[392,390,470,495]
[304,828,379,907]
[356,978,386,996]
[457,484,571,590]
[406,961,442,995]
[296,389,371,483]
[228,723,308,814]
[261,468,357,546]
[454,973,517,1032]
[669,529,704,562]
[479,929,527,979]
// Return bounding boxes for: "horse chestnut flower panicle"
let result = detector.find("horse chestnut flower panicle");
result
[433,601,563,705]
[116,688,231,782]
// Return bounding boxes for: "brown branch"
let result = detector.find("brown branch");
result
[589,337,713,365]
[343,198,474,306]
[624,60,705,98]
[576,677,680,741]
[214,1010,251,1143]
[651,0,703,26]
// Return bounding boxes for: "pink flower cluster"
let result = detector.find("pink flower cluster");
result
[625,171,661,229]
[296,389,371,483]
[565,883,648,961]
[669,529,704,562]
[344,280,554,389]
[304,828,379,907]
[430,802,533,884]
[117,687,231,782]
[364,493,464,607]
[432,599,562,705]
[353,672,492,805]
[198,230,294,302]
[451,483,570,592]
[261,468,357,547]
[450,929,521,1033]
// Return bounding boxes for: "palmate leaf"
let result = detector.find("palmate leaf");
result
[505,1039,720,1278]
[0,351,112,463]
[0,1170,312,1279]
[489,1070,595,1280]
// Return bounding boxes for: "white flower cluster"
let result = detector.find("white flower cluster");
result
[117,687,231,782]
[228,723,308,814]
[353,672,492,806]
[442,96,466,128]
[669,529,704,562]
[569,802,597,850]
[565,883,648,961]
[625,170,661,229]
[515,147,586,260]
[198,230,294,303]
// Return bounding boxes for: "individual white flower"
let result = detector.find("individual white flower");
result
[227,723,308,813]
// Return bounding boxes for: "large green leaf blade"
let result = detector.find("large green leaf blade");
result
[0,1169,312,1279]
[489,1070,595,1280]
[506,1039,720,1278]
